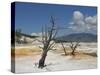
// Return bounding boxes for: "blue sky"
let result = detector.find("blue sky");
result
[15,2,97,36]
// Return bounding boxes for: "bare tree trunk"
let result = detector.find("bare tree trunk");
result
[63,48,67,55]
[38,16,57,68]
[71,49,75,56]
[61,43,67,55]
[70,42,80,56]
[38,50,48,68]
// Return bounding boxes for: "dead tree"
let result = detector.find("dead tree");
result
[69,41,80,56]
[15,29,22,43]
[38,16,57,68]
[61,42,67,55]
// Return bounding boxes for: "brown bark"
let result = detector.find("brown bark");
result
[38,16,57,68]
[71,49,75,55]
[70,42,79,56]
[61,43,67,55]
[38,50,48,68]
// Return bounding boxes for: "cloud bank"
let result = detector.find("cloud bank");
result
[69,11,97,34]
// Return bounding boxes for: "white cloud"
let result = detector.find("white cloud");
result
[31,32,42,36]
[85,15,97,25]
[73,11,84,21]
[31,33,38,36]
[69,11,97,34]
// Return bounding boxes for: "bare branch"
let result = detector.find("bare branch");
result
[50,16,55,27]
[44,24,48,42]
[47,41,55,50]
[52,28,58,40]
[69,41,80,55]
[42,25,45,44]
[61,42,67,55]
